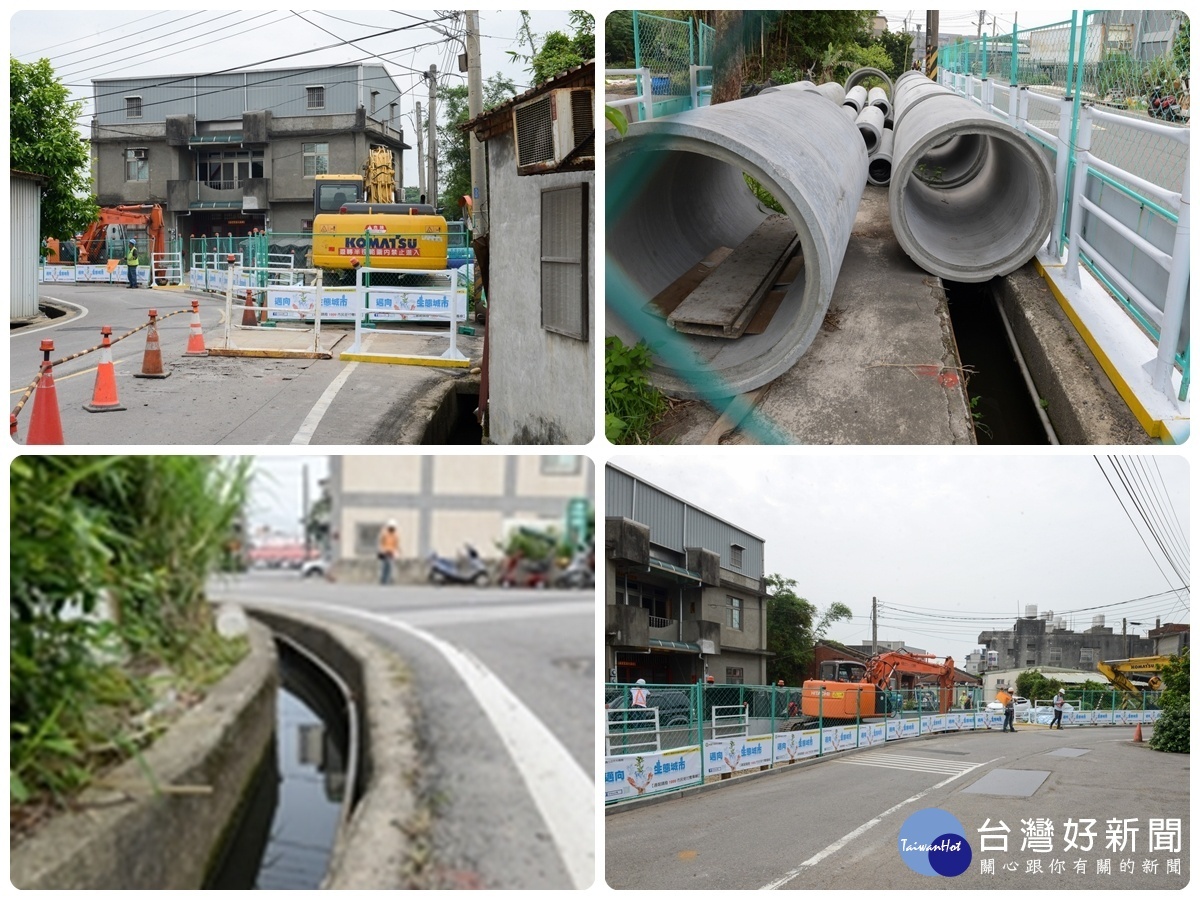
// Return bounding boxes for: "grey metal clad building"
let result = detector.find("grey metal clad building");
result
[11,171,44,320]
[605,464,769,686]
[90,64,409,246]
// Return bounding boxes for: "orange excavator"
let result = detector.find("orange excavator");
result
[75,204,166,266]
[800,650,957,723]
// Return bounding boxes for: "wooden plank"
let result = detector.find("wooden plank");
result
[668,215,798,339]
[745,255,805,335]
[700,388,767,444]
[646,246,733,318]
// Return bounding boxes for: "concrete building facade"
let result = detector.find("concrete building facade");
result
[464,62,595,445]
[604,464,768,686]
[90,64,409,247]
[977,607,1154,672]
[326,455,593,581]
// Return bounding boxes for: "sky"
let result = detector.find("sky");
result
[8,8,577,190]
[609,453,1190,666]
[876,9,1079,37]
[245,454,329,538]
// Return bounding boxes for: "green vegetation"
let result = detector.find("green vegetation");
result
[10,57,98,239]
[437,74,517,215]
[765,574,853,685]
[605,336,666,443]
[1148,648,1189,754]
[1015,669,1063,702]
[509,10,595,85]
[10,456,252,812]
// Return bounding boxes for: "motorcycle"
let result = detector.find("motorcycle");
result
[498,551,550,588]
[428,544,489,586]
[554,546,595,589]
[1148,84,1184,122]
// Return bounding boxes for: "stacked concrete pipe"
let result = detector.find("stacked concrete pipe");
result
[854,104,886,154]
[867,128,894,186]
[760,80,845,107]
[867,86,891,119]
[845,66,893,98]
[888,72,1055,282]
[843,84,868,114]
[606,89,868,398]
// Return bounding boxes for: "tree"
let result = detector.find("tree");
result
[711,11,745,103]
[438,73,516,215]
[764,574,853,685]
[1015,669,1062,702]
[510,10,594,85]
[1148,648,1188,753]
[605,10,635,65]
[10,57,98,239]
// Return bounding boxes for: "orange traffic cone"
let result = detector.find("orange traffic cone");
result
[133,309,171,379]
[27,340,65,444]
[84,326,126,412]
[1133,723,1143,742]
[242,289,259,327]
[184,300,208,357]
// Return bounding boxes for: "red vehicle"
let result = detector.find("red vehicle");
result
[497,551,550,589]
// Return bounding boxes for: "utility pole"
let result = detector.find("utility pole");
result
[414,102,426,201]
[466,10,488,237]
[978,10,986,39]
[925,11,939,79]
[872,596,878,656]
[426,64,438,209]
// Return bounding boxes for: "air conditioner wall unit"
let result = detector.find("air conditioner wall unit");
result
[132,148,148,159]
[512,88,594,174]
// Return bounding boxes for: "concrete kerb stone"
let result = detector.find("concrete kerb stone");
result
[10,621,278,890]
[995,264,1151,444]
[246,606,422,890]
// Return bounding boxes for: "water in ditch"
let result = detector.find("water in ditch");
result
[944,280,1052,445]
[205,645,349,889]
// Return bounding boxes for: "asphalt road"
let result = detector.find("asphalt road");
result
[208,571,595,890]
[11,284,480,444]
[605,723,1188,890]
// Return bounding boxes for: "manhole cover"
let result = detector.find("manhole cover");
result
[961,769,1050,798]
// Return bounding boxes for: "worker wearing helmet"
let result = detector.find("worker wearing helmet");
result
[126,240,140,289]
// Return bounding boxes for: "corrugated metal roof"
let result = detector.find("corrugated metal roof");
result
[463,60,595,142]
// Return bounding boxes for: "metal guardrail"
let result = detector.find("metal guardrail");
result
[605,66,655,123]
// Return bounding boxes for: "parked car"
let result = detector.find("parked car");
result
[605,687,692,727]
[300,558,328,579]
[986,696,1031,717]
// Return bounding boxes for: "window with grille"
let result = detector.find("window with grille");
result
[730,544,744,568]
[1048,645,1062,664]
[125,149,148,182]
[198,149,264,188]
[125,96,142,118]
[726,596,742,630]
[307,86,325,110]
[726,667,744,685]
[303,143,329,177]
[540,183,588,340]
[1079,647,1095,663]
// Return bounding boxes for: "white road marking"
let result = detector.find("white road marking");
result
[291,360,357,444]
[835,752,980,775]
[759,756,1001,890]
[253,598,594,889]
[10,297,88,337]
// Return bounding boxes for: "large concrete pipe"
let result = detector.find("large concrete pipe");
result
[889,76,1055,282]
[854,105,885,154]
[867,128,894,186]
[843,84,868,113]
[867,86,891,119]
[606,90,868,398]
[844,67,894,97]
[760,80,844,107]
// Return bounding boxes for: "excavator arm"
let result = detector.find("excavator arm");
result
[867,651,958,714]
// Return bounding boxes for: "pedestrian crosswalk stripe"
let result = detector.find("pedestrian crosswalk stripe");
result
[835,753,981,775]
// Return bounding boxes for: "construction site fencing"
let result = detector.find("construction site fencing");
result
[603,681,1163,805]
[606,12,714,123]
[209,263,334,359]
[939,18,1190,413]
[339,266,470,367]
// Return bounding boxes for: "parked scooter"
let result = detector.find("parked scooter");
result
[428,544,489,586]
[554,546,594,589]
[498,551,551,588]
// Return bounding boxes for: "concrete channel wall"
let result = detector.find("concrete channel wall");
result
[10,621,278,890]
[247,607,423,890]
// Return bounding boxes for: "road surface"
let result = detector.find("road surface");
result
[208,571,594,889]
[11,284,480,444]
[606,724,1187,890]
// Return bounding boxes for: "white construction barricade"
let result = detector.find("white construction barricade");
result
[207,262,337,359]
[339,266,471,368]
[151,251,184,286]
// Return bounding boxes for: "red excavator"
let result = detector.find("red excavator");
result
[76,204,166,266]
[800,650,957,723]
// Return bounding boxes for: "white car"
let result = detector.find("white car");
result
[300,558,328,579]
[986,696,1031,717]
